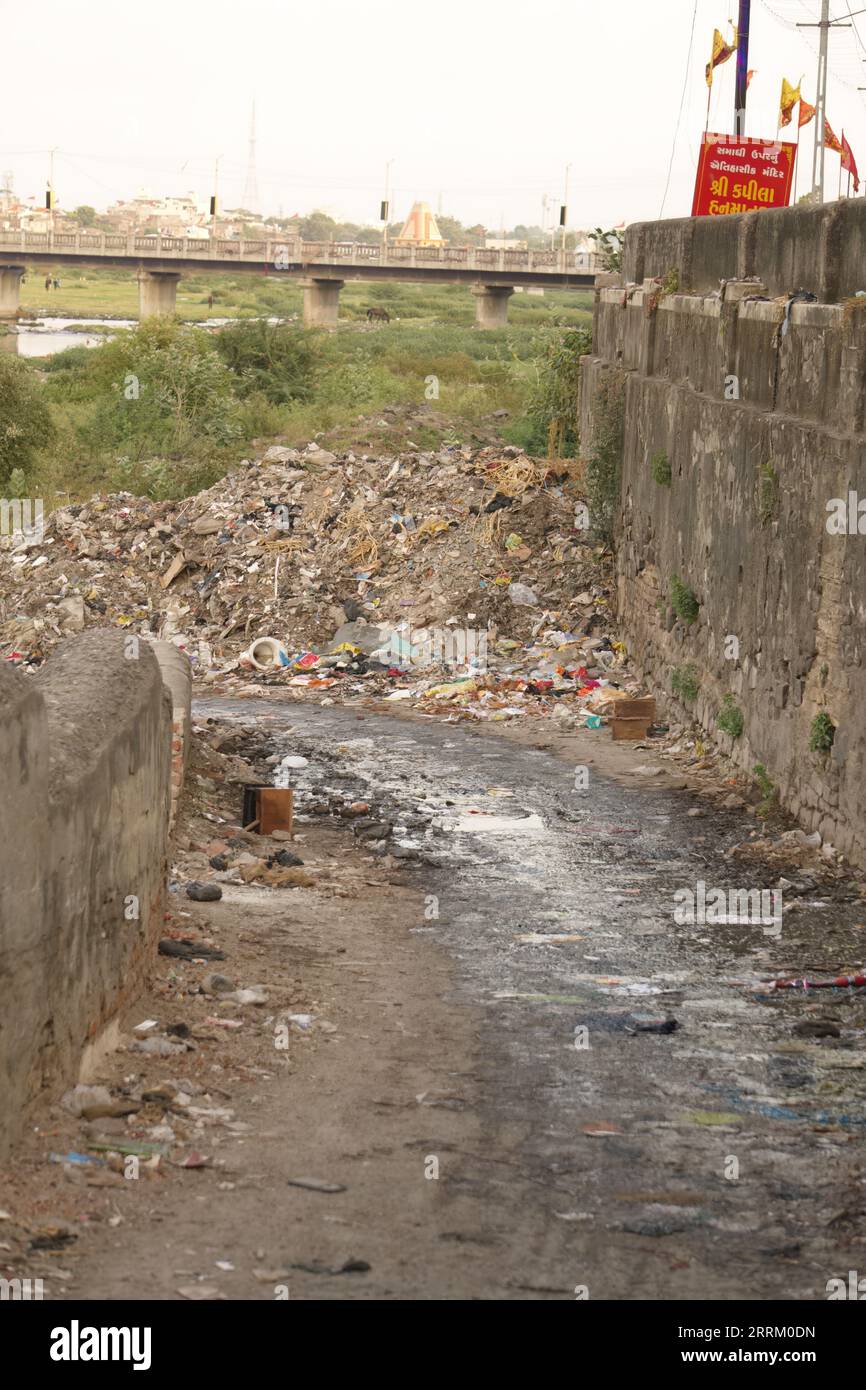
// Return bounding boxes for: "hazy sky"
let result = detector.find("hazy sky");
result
[3,0,866,228]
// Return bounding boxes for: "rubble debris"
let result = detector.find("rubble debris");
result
[186,881,223,902]
[0,442,654,732]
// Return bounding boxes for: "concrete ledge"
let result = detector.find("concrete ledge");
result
[625,199,866,302]
[0,631,173,1157]
[148,639,192,830]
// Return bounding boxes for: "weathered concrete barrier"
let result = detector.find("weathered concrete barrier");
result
[148,639,192,830]
[0,631,188,1157]
[625,199,866,302]
[581,275,866,866]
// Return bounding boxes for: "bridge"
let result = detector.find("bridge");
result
[0,230,604,328]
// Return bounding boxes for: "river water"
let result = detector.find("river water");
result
[1,314,237,357]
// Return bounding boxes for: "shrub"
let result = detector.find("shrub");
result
[215,320,315,404]
[717,695,744,738]
[81,320,242,458]
[0,356,56,486]
[672,663,700,702]
[670,574,700,624]
[650,450,671,485]
[520,325,592,457]
[809,712,836,753]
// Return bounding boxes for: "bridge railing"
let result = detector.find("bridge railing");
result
[0,229,603,276]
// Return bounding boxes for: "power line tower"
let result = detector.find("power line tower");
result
[242,102,260,215]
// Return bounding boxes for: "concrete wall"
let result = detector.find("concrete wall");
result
[0,632,178,1157]
[624,199,866,302]
[581,279,866,867]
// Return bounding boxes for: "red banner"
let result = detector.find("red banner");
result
[691,134,796,217]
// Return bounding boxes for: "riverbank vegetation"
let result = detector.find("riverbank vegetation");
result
[2,281,594,502]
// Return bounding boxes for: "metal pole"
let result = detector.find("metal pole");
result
[808,0,830,199]
[561,162,570,254]
[383,159,393,256]
[734,0,751,137]
[212,156,221,240]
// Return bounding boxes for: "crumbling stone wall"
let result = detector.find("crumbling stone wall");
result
[581,281,866,867]
[0,632,172,1156]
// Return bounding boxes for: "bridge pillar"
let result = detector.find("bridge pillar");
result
[300,277,344,328]
[0,266,25,320]
[137,270,181,319]
[472,284,513,329]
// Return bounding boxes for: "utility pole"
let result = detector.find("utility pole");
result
[560,163,571,255]
[799,0,851,202]
[211,155,221,239]
[47,147,57,236]
[382,158,393,256]
[734,0,751,137]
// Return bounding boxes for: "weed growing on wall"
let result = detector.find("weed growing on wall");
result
[650,450,671,486]
[717,694,744,738]
[758,462,778,526]
[809,712,836,753]
[672,663,700,702]
[585,369,625,543]
[670,574,700,624]
[753,763,778,818]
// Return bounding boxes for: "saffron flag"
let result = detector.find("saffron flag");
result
[825,120,844,155]
[798,97,816,129]
[842,132,860,192]
[780,78,801,127]
[706,25,737,86]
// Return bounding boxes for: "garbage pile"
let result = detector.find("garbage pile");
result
[1,439,653,725]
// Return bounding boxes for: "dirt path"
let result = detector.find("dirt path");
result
[4,698,865,1302]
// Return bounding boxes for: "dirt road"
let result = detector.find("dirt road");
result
[10,700,866,1301]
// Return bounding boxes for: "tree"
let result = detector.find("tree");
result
[298,210,338,242]
[590,227,625,272]
[69,205,98,227]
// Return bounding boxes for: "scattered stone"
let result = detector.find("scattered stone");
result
[286,1177,347,1193]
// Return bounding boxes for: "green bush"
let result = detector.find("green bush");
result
[0,355,56,486]
[672,663,700,702]
[670,574,700,624]
[519,325,592,457]
[717,695,744,738]
[809,712,836,753]
[81,319,242,458]
[650,450,671,486]
[214,320,315,404]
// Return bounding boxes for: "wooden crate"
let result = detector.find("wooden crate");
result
[243,786,294,835]
[612,697,656,721]
[611,717,651,741]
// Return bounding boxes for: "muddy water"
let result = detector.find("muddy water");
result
[197,697,866,1299]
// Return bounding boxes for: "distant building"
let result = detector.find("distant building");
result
[106,191,208,236]
[484,237,527,251]
[395,201,445,246]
